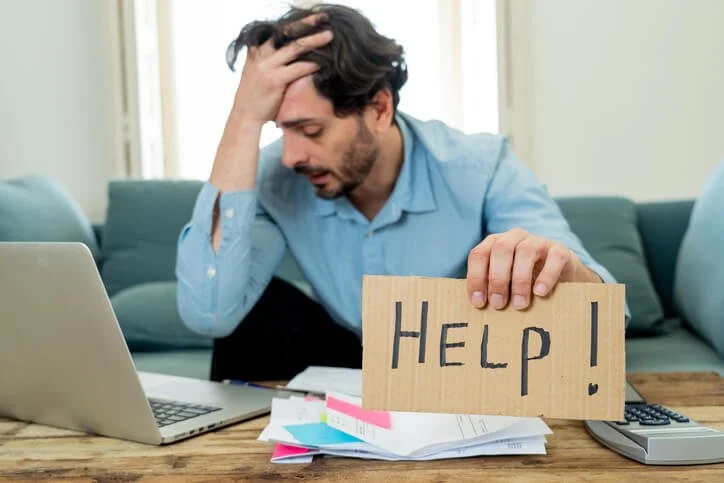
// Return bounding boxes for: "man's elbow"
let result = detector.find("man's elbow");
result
[176,293,242,339]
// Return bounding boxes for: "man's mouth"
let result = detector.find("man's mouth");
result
[294,165,332,185]
[308,172,331,185]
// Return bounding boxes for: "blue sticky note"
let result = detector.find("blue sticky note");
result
[284,423,361,446]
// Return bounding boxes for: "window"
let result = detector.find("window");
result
[154,0,499,180]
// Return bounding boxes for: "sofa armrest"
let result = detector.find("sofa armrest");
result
[91,223,105,270]
[92,223,104,248]
[637,200,694,318]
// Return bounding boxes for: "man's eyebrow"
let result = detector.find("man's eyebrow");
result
[277,118,320,128]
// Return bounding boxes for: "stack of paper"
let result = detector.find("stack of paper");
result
[259,368,553,464]
[284,365,362,396]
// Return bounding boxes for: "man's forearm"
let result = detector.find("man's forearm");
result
[209,109,264,252]
[210,108,263,192]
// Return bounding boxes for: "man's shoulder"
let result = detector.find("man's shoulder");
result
[256,139,307,202]
[257,139,283,178]
[257,139,298,185]
[401,113,507,171]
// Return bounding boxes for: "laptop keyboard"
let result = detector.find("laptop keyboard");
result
[149,398,222,427]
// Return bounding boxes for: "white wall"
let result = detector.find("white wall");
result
[529,0,724,201]
[0,0,118,222]
[2,1,720,217]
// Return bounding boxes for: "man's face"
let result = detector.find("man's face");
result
[275,76,380,199]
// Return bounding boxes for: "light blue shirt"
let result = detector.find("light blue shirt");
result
[176,113,620,337]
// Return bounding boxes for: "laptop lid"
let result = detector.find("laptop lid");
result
[0,242,162,444]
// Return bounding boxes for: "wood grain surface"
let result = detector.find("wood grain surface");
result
[1,372,722,482]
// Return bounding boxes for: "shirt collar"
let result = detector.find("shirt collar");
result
[395,113,437,214]
[313,112,437,218]
[313,196,336,216]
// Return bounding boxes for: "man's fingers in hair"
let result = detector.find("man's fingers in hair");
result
[278,61,319,85]
[254,38,275,58]
[283,13,328,37]
[271,29,333,66]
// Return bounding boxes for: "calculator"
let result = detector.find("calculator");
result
[584,381,724,465]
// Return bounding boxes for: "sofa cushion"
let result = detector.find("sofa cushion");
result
[674,161,724,356]
[556,197,665,335]
[625,324,724,375]
[0,176,100,259]
[111,281,212,351]
[131,349,212,379]
[101,180,203,296]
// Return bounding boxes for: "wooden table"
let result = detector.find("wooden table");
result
[1,372,722,481]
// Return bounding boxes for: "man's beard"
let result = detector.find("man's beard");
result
[295,117,379,199]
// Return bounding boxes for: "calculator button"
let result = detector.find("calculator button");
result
[639,419,671,426]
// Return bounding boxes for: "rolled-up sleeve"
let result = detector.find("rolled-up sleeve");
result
[175,181,286,337]
[483,140,631,326]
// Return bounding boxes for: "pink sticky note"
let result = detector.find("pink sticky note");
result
[326,395,392,429]
[272,443,315,460]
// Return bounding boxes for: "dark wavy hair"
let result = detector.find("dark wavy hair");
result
[226,3,408,117]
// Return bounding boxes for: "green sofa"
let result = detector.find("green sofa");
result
[2,176,723,378]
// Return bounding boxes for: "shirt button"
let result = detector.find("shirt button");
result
[366,231,374,237]
[207,266,217,279]
[224,208,234,219]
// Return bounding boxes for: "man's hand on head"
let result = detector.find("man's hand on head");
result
[466,228,603,310]
[209,14,334,231]
[231,13,333,125]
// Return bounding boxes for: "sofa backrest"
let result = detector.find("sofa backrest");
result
[637,200,694,319]
[99,179,310,298]
[99,180,694,331]
[0,176,101,260]
[555,196,669,335]
[101,179,203,296]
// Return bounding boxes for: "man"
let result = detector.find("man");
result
[175,4,619,381]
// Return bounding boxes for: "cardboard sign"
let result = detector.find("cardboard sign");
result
[361,276,626,420]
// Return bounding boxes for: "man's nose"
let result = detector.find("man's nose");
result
[281,136,308,169]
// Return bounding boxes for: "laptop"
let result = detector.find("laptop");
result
[0,242,278,445]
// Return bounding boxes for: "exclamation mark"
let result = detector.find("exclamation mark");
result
[588,301,599,395]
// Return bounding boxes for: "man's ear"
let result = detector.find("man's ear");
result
[366,89,395,133]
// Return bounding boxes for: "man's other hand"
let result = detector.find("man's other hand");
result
[466,228,602,310]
